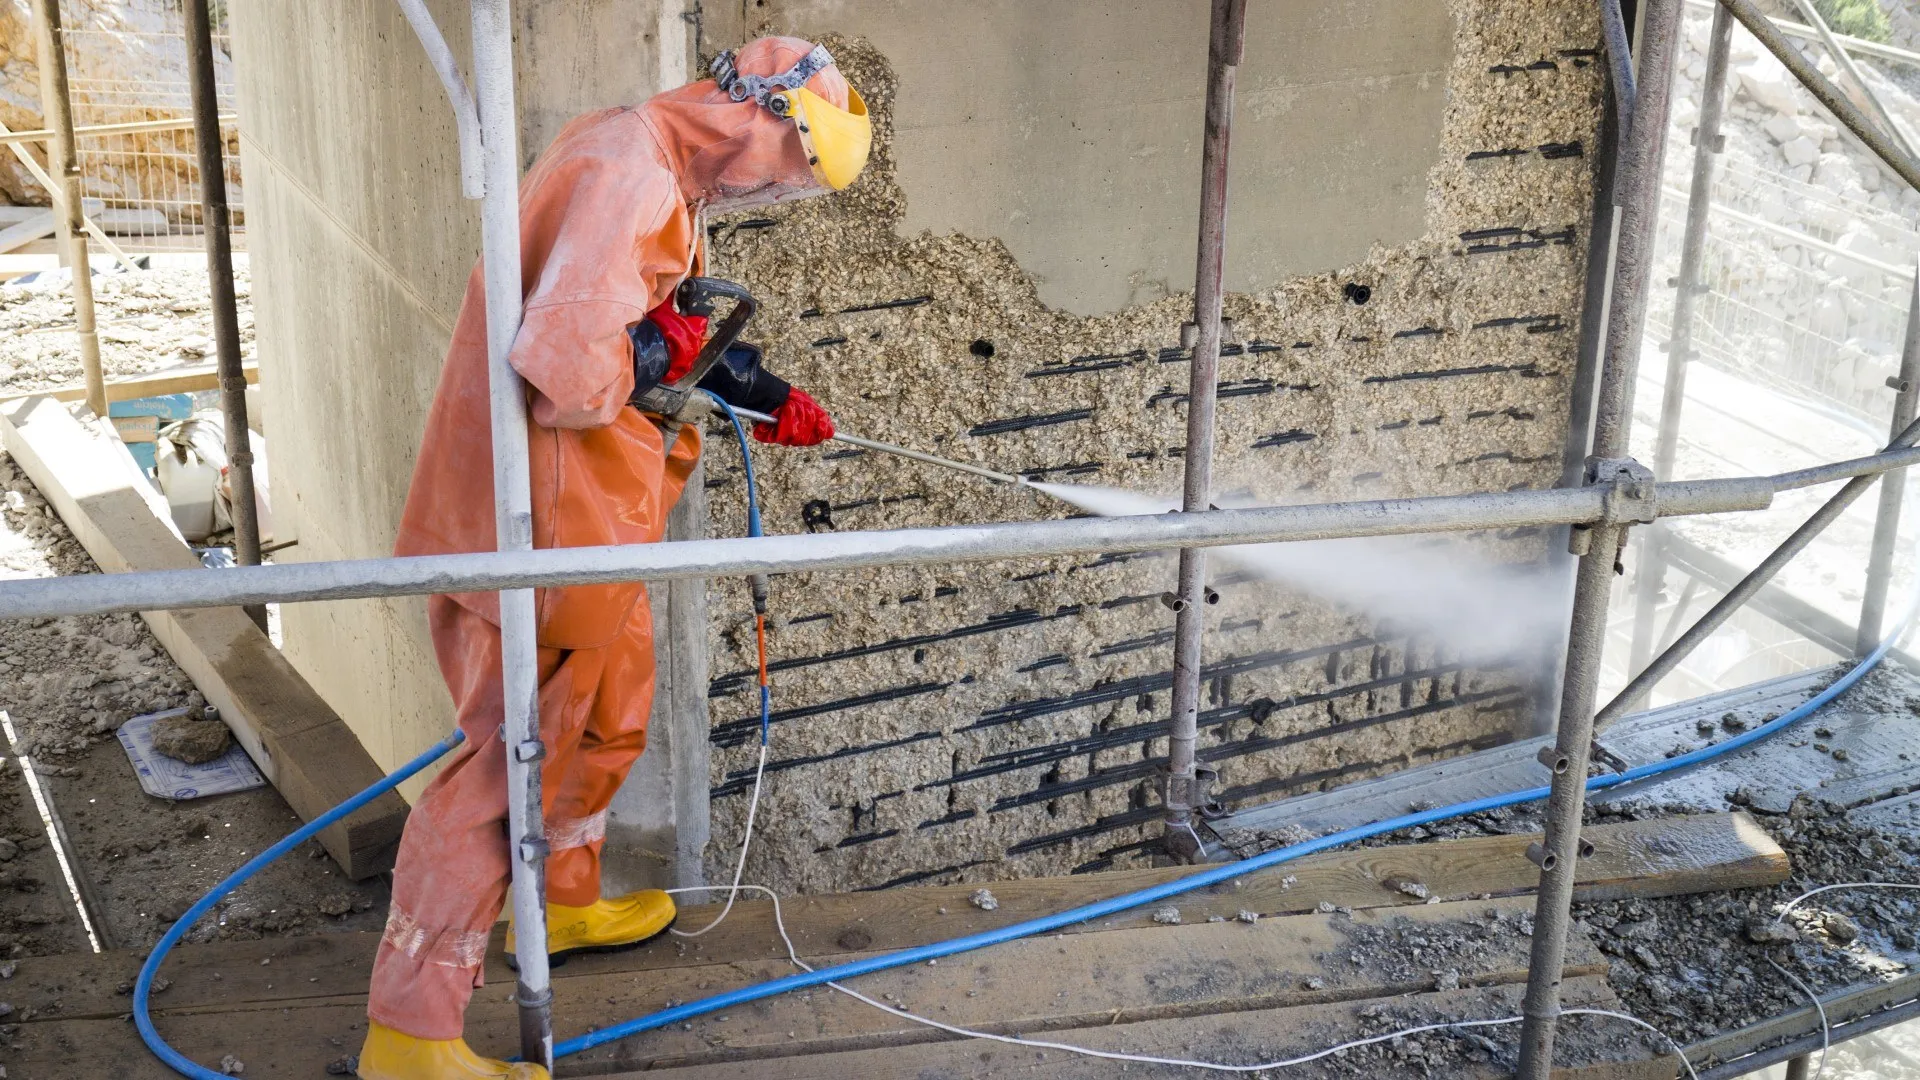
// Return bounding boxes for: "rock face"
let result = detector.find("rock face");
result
[0,1,240,214]
[1648,1,1920,424]
[149,711,232,764]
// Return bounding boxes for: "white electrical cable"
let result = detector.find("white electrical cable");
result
[669,742,767,939]
[664,881,1700,1076]
[1767,881,1920,1080]
[0,710,101,951]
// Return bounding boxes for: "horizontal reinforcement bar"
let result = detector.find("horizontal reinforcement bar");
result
[0,476,1778,621]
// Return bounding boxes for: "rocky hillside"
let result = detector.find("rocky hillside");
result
[0,0,237,215]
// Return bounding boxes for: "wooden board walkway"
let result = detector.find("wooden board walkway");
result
[7,813,1784,1078]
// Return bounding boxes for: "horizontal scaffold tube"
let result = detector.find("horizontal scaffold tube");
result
[0,476,1778,621]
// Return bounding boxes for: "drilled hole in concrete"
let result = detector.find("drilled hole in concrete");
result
[1343,282,1373,305]
[970,338,996,359]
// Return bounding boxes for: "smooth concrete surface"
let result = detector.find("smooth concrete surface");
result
[709,0,1455,314]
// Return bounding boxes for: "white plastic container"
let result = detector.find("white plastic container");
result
[156,443,221,541]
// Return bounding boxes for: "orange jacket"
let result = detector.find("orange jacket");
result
[395,38,849,650]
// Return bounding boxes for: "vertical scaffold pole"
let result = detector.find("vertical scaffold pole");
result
[184,0,265,631]
[1626,1,1734,705]
[1858,258,1920,653]
[1164,0,1248,862]
[468,0,553,1067]
[1516,0,1685,1075]
[28,0,104,421]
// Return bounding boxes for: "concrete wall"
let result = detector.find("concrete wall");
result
[233,0,1605,896]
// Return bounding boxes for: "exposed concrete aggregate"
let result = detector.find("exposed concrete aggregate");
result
[699,0,1608,896]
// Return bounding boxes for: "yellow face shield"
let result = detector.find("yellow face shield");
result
[712,43,873,192]
[777,85,871,191]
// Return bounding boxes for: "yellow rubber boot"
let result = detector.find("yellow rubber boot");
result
[506,889,678,967]
[354,1022,548,1079]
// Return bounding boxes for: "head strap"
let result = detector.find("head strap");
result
[711,43,836,110]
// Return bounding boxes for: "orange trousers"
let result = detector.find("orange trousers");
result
[366,593,656,1039]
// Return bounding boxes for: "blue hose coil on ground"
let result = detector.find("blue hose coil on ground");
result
[134,729,465,1080]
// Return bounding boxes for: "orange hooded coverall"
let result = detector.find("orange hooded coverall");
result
[370,38,853,1041]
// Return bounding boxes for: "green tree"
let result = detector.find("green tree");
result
[1812,0,1893,43]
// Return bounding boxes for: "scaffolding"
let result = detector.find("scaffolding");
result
[57,0,243,248]
[6,0,1920,1074]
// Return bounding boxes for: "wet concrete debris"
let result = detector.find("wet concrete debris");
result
[1151,906,1181,926]
[1237,909,1260,924]
[967,887,997,911]
[150,709,233,764]
[1744,916,1799,946]
[218,1054,244,1076]
[1819,911,1860,945]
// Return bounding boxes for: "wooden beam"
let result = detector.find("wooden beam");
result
[0,208,55,255]
[0,361,259,406]
[627,977,1671,1080]
[0,395,404,877]
[11,901,1641,1079]
[0,113,239,146]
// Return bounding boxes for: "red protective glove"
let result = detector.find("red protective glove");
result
[753,388,835,447]
[646,298,708,383]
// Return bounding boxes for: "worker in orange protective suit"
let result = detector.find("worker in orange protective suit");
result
[355,37,869,1080]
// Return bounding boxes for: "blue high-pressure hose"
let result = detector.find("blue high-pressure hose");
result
[132,427,1912,1075]
[133,728,466,1079]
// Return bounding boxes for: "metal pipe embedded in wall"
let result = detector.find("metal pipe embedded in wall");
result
[1627,1,1734,707]
[1720,0,1920,194]
[28,0,104,421]
[1517,0,1687,1073]
[1856,259,1920,653]
[466,0,554,1067]
[1601,411,1920,727]
[184,0,264,632]
[1164,0,1248,862]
